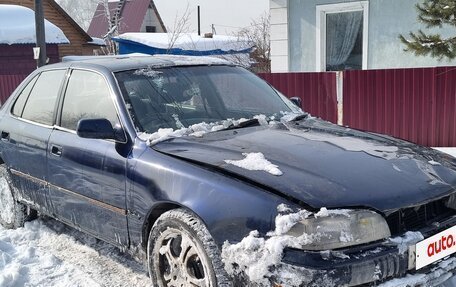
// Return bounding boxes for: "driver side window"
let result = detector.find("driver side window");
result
[60,70,120,131]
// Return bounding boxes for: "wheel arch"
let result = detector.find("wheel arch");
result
[141,202,183,248]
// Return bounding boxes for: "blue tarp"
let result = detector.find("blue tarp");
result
[113,38,252,56]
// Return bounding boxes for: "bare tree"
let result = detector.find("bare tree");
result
[57,0,121,55]
[166,3,192,52]
[99,0,120,55]
[56,0,99,30]
[216,13,271,72]
[235,13,271,73]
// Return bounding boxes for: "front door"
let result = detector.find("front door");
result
[47,69,130,247]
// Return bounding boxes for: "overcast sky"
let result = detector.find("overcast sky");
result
[154,0,269,35]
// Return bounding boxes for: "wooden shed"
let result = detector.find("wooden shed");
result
[0,4,68,103]
[0,0,103,58]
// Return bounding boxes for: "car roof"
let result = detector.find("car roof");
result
[53,54,233,73]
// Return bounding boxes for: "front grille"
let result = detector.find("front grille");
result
[386,196,456,236]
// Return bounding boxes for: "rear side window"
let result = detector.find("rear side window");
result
[60,70,119,131]
[12,75,39,116]
[21,70,66,126]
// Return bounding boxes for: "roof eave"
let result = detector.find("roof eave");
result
[48,0,93,42]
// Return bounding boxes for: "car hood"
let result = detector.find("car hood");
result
[153,118,456,213]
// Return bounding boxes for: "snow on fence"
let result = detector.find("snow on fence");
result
[259,66,456,147]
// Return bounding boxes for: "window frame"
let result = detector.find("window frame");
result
[56,68,128,144]
[145,25,156,33]
[316,1,369,71]
[11,74,39,118]
[9,68,68,128]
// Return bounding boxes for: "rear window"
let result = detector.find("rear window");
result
[21,70,66,126]
[11,75,39,117]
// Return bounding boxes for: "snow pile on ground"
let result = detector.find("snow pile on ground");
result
[434,147,456,158]
[0,177,14,225]
[0,219,151,287]
[224,152,283,176]
[0,5,69,45]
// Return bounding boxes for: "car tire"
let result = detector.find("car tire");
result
[0,165,37,229]
[148,208,232,287]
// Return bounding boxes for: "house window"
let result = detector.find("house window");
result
[146,26,156,33]
[316,1,369,71]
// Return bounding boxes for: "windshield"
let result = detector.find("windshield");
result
[115,65,301,134]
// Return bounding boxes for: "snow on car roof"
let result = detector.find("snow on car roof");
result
[61,54,233,72]
[0,4,69,45]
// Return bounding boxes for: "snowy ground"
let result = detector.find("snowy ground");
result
[1,148,456,287]
[434,147,456,158]
[0,218,151,287]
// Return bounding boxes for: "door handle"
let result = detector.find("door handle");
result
[1,131,9,142]
[51,145,63,157]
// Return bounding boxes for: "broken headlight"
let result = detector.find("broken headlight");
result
[287,210,391,251]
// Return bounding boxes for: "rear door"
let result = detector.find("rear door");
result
[3,70,66,212]
[47,69,129,247]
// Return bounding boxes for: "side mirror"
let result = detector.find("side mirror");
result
[77,118,125,142]
[289,97,302,108]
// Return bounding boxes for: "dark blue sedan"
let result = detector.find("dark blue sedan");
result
[1,55,456,286]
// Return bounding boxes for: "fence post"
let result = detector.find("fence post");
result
[336,71,344,125]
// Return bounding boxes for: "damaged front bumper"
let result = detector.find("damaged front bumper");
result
[273,216,456,287]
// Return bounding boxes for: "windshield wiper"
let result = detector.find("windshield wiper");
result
[288,113,310,122]
[219,118,260,131]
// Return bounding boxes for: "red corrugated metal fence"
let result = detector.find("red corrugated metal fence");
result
[343,67,456,147]
[434,67,456,147]
[0,74,27,105]
[258,72,338,123]
[260,66,456,147]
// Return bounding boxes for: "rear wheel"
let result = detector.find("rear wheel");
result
[148,208,232,287]
[0,165,36,229]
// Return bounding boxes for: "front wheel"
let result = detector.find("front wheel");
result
[148,208,232,287]
[0,165,36,229]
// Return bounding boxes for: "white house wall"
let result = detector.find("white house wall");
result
[140,7,166,33]
[283,0,455,72]
[270,0,289,72]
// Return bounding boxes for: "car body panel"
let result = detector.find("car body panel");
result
[47,128,129,246]
[1,116,52,211]
[126,139,287,249]
[153,120,456,213]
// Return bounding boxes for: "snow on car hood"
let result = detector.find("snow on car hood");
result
[152,118,456,212]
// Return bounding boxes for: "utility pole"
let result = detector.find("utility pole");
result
[34,0,47,67]
[197,6,201,36]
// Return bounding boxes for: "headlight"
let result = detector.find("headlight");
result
[286,209,391,251]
